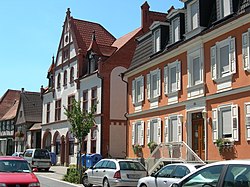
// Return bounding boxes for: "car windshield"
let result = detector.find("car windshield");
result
[34,149,50,159]
[0,160,31,173]
[119,161,146,171]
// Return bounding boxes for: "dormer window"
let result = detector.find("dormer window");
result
[88,52,98,74]
[190,0,198,31]
[153,29,161,53]
[172,18,180,43]
[219,0,232,18]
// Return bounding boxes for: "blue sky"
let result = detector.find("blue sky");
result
[0,0,183,97]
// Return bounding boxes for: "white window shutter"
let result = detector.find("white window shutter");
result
[242,31,250,71]
[147,120,151,144]
[212,108,218,142]
[164,66,169,94]
[176,61,181,91]
[211,45,217,80]
[132,80,135,104]
[132,122,135,145]
[187,56,191,87]
[231,104,239,141]
[140,121,144,146]
[177,115,183,142]
[157,118,162,144]
[245,103,250,140]
[229,37,236,74]
[156,69,161,97]
[147,74,151,100]
[139,77,144,102]
[165,117,169,143]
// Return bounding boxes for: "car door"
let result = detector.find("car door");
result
[88,160,104,184]
[168,165,191,185]
[153,165,176,187]
[96,160,110,185]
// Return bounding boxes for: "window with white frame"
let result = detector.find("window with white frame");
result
[153,29,161,53]
[188,49,203,87]
[242,29,250,71]
[211,37,236,80]
[165,115,182,143]
[147,69,161,100]
[164,60,181,94]
[212,104,238,142]
[172,18,180,43]
[187,0,199,32]
[147,118,161,144]
[245,103,250,140]
[132,121,144,146]
[132,76,144,104]
[219,0,232,18]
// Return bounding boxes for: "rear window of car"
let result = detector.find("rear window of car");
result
[119,161,145,171]
[24,150,33,157]
[34,149,50,159]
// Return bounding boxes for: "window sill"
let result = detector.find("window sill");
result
[213,74,233,84]
[184,26,205,40]
[187,82,204,91]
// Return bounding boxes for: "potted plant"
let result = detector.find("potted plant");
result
[147,141,158,153]
[215,138,234,154]
[132,144,142,156]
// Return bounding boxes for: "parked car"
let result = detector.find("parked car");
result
[0,156,40,186]
[23,148,51,171]
[137,163,204,187]
[82,158,148,187]
[170,160,250,187]
[12,152,24,157]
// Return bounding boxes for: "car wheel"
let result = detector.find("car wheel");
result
[82,175,92,187]
[103,178,110,187]
[140,184,147,187]
[44,168,50,172]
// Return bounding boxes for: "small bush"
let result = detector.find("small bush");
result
[63,166,80,184]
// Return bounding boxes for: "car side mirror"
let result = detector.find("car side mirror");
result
[171,183,180,187]
[32,168,38,172]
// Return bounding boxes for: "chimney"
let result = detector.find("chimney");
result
[141,1,150,32]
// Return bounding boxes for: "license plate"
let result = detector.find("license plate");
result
[127,174,140,179]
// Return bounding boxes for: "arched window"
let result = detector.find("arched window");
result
[70,67,74,83]
[57,73,61,89]
[63,70,67,86]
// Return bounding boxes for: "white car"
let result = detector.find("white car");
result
[83,158,148,187]
[137,163,204,187]
[170,160,250,187]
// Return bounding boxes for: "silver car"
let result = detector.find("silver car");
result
[83,158,148,187]
[137,163,204,187]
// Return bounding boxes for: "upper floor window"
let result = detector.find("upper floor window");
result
[245,103,250,140]
[211,37,236,80]
[164,60,181,94]
[147,69,161,100]
[188,48,203,87]
[63,70,67,86]
[70,67,74,83]
[187,0,199,32]
[68,95,75,112]
[46,103,50,123]
[91,87,97,112]
[132,76,144,105]
[242,29,250,72]
[153,29,161,53]
[147,118,162,144]
[219,0,232,18]
[57,73,61,89]
[62,48,69,61]
[132,121,144,146]
[172,18,180,43]
[55,99,61,121]
[165,115,182,143]
[82,90,88,112]
[212,104,238,142]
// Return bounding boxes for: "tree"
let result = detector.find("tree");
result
[64,99,96,182]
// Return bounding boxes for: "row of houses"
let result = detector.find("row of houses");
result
[1,0,250,166]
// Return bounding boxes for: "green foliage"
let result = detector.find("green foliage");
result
[147,141,158,153]
[132,144,142,155]
[63,166,80,184]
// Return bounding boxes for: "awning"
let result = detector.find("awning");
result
[29,123,42,131]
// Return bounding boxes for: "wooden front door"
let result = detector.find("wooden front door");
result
[192,112,205,160]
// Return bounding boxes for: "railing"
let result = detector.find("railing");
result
[146,141,205,174]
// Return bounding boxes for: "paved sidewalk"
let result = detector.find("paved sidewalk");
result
[50,165,69,178]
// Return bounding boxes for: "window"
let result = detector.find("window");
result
[164,60,181,94]
[55,135,60,155]
[245,103,250,140]
[68,133,74,155]
[82,90,88,112]
[172,18,180,43]
[211,37,236,80]
[46,103,50,123]
[91,87,97,112]
[63,70,67,86]
[187,49,203,87]
[132,76,144,104]
[242,29,250,71]
[187,0,198,32]
[147,69,161,100]
[153,29,161,53]
[57,73,61,89]
[147,118,161,144]
[220,0,232,18]
[70,67,74,83]
[132,121,144,146]
[68,95,75,112]
[157,165,176,177]
[165,115,182,143]
[55,99,61,121]
[212,105,238,142]
[62,48,69,61]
